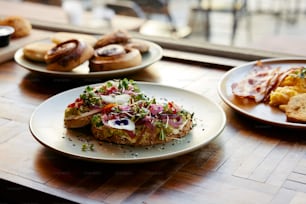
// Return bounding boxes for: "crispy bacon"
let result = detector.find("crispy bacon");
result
[231,62,282,103]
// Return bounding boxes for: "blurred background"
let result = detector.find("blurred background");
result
[6,0,306,56]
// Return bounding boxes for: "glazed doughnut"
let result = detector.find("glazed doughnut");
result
[94,30,130,49]
[89,44,142,72]
[45,39,94,72]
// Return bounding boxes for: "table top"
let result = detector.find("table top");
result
[1,1,306,204]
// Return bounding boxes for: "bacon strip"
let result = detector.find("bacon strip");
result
[231,63,281,103]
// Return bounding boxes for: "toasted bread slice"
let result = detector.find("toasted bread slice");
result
[91,112,194,146]
[286,93,306,123]
[64,109,101,128]
[64,79,140,128]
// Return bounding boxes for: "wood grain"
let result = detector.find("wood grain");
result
[1,2,306,203]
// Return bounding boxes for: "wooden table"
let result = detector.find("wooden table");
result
[1,1,306,204]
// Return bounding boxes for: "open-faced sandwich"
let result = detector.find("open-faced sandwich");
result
[64,79,194,146]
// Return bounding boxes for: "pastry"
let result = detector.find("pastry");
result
[94,30,130,49]
[89,44,141,71]
[124,41,150,53]
[45,39,94,72]
[23,42,55,62]
[51,32,97,47]
[0,16,32,38]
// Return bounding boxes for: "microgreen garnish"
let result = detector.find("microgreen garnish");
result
[118,78,130,90]
[92,115,103,127]
[159,128,165,140]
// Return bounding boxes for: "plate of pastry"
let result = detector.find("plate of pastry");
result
[14,30,163,78]
[218,57,306,129]
[30,79,226,163]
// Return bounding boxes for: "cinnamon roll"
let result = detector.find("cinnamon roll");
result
[45,39,94,72]
[94,30,130,49]
[89,44,142,72]
[124,41,150,54]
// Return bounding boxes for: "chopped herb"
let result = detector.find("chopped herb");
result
[82,143,95,151]
[90,143,94,151]
[299,67,306,78]
[82,143,87,151]
[106,81,113,87]
[135,93,147,101]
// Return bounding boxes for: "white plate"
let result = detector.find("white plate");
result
[30,82,226,163]
[218,57,306,129]
[14,39,162,78]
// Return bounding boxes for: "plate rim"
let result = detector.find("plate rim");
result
[30,81,227,163]
[15,39,163,78]
[218,57,306,129]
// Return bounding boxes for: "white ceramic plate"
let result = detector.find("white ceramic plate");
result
[30,82,226,163]
[218,57,306,129]
[14,39,162,78]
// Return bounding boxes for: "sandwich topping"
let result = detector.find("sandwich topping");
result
[64,79,194,146]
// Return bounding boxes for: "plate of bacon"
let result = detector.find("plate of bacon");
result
[218,57,306,129]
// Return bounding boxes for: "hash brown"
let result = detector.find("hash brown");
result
[286,93,306,123]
